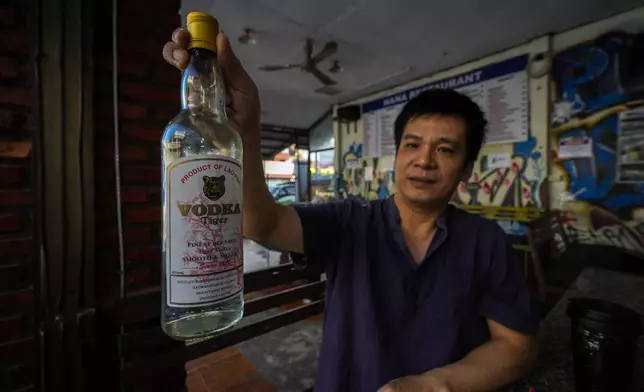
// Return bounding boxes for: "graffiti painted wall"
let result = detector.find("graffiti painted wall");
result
[453,136,547,208]
[335,135,396,200]
[550,12,644,253]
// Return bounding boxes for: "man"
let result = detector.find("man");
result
[163,29,538,392]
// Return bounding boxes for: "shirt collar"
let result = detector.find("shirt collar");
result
[384,195,450,232]
[385,195,451,268]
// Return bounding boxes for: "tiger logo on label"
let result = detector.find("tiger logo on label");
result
[202,175,226,201]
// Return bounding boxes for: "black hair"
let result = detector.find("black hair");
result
[394,89,487,163]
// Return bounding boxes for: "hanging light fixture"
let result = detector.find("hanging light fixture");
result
[329,59,343,74]
[238,28,257,45]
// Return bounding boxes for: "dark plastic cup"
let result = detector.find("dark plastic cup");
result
[566,298,642,392]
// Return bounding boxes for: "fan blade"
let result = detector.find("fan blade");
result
[305,37,314,58]
[311,41,338,64]
[257,64,300,71]
[310,66,337,86]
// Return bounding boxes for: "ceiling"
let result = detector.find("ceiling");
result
[180,0,643,130]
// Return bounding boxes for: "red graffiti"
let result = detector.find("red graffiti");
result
[523,187,531,199]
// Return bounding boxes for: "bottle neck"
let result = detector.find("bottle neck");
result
[181,48,227,118]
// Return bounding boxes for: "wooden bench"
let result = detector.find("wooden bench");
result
[117,261,325,392]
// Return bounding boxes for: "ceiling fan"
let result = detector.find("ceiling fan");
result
[256,37,339,86]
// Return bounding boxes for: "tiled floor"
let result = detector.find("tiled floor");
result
[186,346,277,392]
[186,312,323,392]
[185,280,323,392]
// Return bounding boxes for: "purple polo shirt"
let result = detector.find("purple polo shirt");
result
[292,197,538,392]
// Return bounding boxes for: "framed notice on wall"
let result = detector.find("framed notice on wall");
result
[361,55,530,157]
[617,105,644,183]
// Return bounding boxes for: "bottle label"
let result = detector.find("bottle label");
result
[165,155,243,307]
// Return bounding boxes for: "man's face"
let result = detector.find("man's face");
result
[394,115,472,206]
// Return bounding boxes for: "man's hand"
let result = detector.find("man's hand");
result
[378,371,452,392]
[162,28,261,137]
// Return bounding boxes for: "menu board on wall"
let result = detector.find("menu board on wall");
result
[361,55,530,157]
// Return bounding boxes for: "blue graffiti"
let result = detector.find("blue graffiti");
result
[377,179,389,200]
[553,33,633,118]
[340,142,364,192]
[496,220,528,236]
[557,120,644,211]
[347,142,363,157]
[553,31,644,214]
[514,136,544,206]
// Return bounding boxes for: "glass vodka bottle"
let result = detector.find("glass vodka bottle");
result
[161,12,244,341]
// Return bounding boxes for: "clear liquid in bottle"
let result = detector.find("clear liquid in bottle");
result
[161,12,244,341]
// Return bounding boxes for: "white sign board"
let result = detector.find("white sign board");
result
[362,55,530,157]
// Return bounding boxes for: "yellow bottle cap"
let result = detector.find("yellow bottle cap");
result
[187,12,219,53]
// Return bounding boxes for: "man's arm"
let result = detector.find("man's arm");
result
[162,28,337,256]
[379,323,536,392]
[380,225,539,392]
[242,135,349,262]
[424,320,537,391]
[429,225,539,391]
[241,135,305,253]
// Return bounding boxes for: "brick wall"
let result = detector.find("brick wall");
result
[93,0,181,389]
[94,0,181,304]
[0,0,38,391]
[0,0,182,389]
